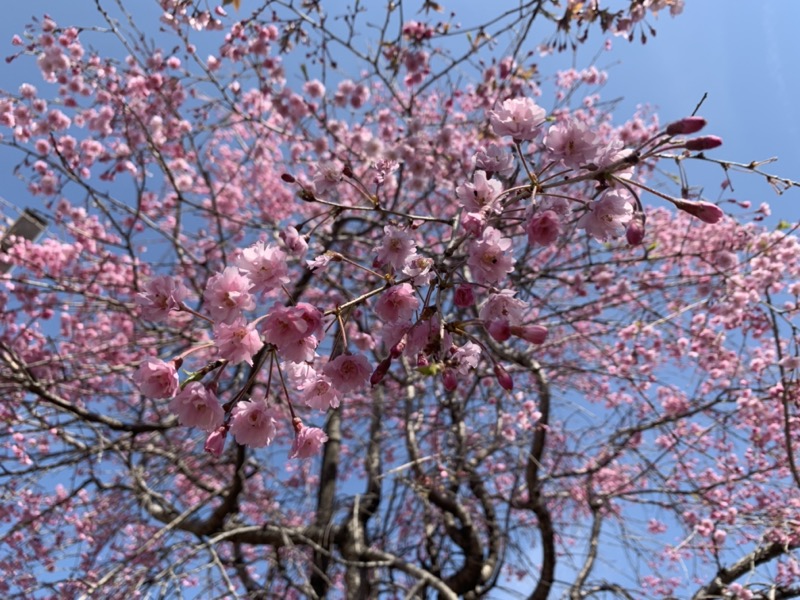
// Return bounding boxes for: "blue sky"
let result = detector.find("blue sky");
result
[594,2,800,223]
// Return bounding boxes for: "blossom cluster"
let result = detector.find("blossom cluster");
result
[128,85,728,461]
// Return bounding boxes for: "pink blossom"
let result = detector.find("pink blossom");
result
[235,241,289,294]
[323,353,372,393]
[467,226,515,284]
[169,382,224,431]
[456,170,503,213]
[479,290,527,325]
[450,341,481,374]
[279,334,319,363]
[536,196,571,217]
[403,255,434,286]
[489,97,546,141]
[375,283,419,323]
[544,119,599,167]
[279,226,308,258]
[577,190,633,241]
[375,226,417,270]
[301,375,341,410]
[303,79,325,98]
[262,302,324,351]
[213,318,263,365]
[204,426,227,456]
[306,251,336,271]
[312,160,343,194]
[289,418,328,458]
[203,266,255,324]
[461,210,488,236]
[229,400,278,448]
[133,358,179,399]
[136,275,188,321]
[594,141,636,181]
[525,210,562,247]
[473,143,515,178]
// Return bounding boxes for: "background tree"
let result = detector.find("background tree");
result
[1,1,799,598]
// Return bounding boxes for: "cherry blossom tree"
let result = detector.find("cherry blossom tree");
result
[1,1,799,598]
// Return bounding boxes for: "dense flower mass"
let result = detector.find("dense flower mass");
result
[3,3,798,600]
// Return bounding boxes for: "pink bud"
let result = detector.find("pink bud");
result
[453,284,475,308]
[673,199,724,224]
[370,356,392,386]
[442,368,458,392]
[712,529,727,545]
[683,136,722,151]
[390,335,407,359]
[665,116,706,136]
[511,325,548,345]
[626,213,646,245]
[487,319,512,342]
[204,426,227,456]
[494,364,513,391]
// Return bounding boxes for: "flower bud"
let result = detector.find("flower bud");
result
[442,368,458,392]
[390,335,407,359]
[665,116,706,136]
[683,136,722,151]
[494,364,513,391]
[453,284,475,308]
[370,356,392,386]
[673,199,724,224]
[281,173,296,183]
[626,212,646,245]
[487,319,512,342]
[204,426,227,456]
[511,325,548,345]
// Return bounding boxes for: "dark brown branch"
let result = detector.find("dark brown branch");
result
[691,541,800,600]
